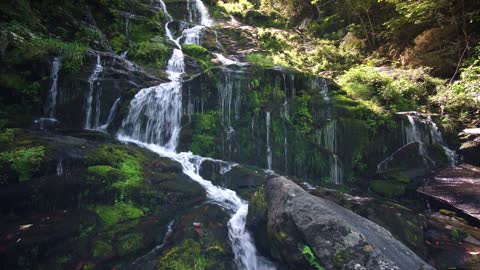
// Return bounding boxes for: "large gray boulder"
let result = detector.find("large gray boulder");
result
[263,176,434,270]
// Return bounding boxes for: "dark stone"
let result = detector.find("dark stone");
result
[261,176,434,270]
[418,164,480,225]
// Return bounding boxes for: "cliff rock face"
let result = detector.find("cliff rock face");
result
[263,176,434,270]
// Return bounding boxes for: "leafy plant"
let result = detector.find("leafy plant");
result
[0,146,45,181]
[302,245,325,270]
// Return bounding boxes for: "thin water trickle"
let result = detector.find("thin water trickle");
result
[98,97,121,131]
[46,57,61,118]
[266,112,272,172]
[85,53,103,129]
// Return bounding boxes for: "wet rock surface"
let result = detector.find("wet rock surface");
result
[419,164,480,225]
[459,128,480,166]
[261,176,434,270]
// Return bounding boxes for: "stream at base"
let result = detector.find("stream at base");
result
[118,136,276,270]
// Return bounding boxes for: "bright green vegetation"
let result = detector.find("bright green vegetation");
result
[157,239,226,270]
[0,146,45,181]
[93,203,144,227]
[182,44,213,71]
[220,0,479,128]
[190,112,218,157]
[85,144,145,189]
[338,65,442,112]
[130,39,170,69]
[302,245,325,270]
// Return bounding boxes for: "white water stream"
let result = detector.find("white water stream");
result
[119,1,275,269]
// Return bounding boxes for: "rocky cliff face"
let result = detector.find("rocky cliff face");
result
[250,176,434,270]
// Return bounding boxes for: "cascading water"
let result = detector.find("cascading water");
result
[282,74,288,174]
[98,97,121,131]
[313,77,329,102]
[85,53,103,129]
[45,57,61,118]
[266,111,273,172]
[119,1,274,269]
[316,120,343,184]
[427,115,457,166]
[56,159,64,176]
[377,113,457,172]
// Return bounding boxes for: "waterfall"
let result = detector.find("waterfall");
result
[282,74,288,174]
[266,111,272,172]
[377,113,457,172]
[119,2,274,269]
[94,88,102,129]
[313,77,329,102]
[84,53,103,130]
[427,115,457,166]
[98,97,121,131]
[194,0,213,26]
[182,25,205,45]
[56,159,63,176]
[46,57,61,118]
[317,120,343,184]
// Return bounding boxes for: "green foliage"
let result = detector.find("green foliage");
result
[191,112,218,157]
[245,53,274,68]
[93,240,113,258]
[338,65,441,112]
[158,239,207,270]
[182,44,213,71]
[302,245,325,270]
[118,233,143,255]
[450,228,467,242]
[248,186,267,219]
[370,180,406,197]
[0,146,45,181]
[431,51,480,124]
[93,203,144,227]
[87,165,115,178]
[292,98,313,134]
[85,144,145,188]
[130,38,170,69]
[217,0,254,16]
[0,128,15,145]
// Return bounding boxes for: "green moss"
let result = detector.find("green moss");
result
[85,144,145,189]
[87,165,115,177]
[0,146,45,181]
[370,180,406,197]
[248,186,267,220]
[130,38,170,69]
[450,228,467,242]
[439,209,456,216]
[93,203,144,227]
[158,239,207,270]
[190,112,218,157]
[118,233,143,255]
[245,53,274,68]
[182,44,213,71]
[93,240,113,258]
[302,245,325,270]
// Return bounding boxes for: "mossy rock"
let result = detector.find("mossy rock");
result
[92,240,114,258]
[117,233,144,256]
[370,180,406,197]
[93,203,144,227]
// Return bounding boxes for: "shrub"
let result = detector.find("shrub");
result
[0,146,45,181]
